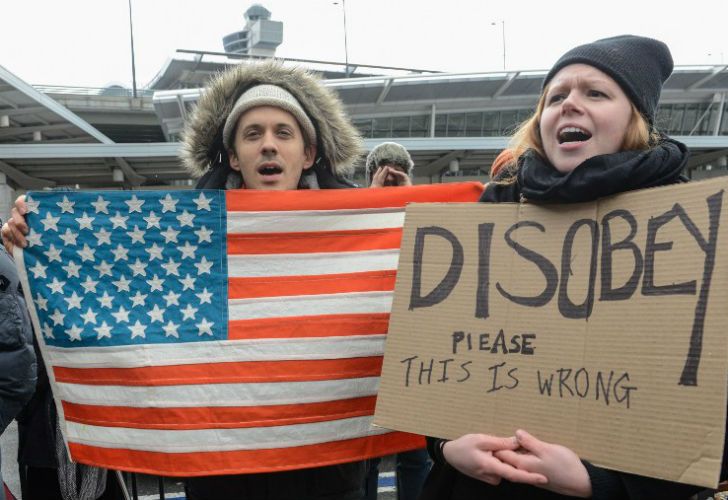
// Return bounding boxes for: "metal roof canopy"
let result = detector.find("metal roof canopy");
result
[0,65,147,189]
[1,137,726,190]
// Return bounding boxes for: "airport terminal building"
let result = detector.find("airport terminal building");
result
[0,4,727,220]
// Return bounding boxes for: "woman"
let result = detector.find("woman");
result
[422,35,727,500]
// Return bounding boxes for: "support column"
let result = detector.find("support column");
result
[0,173,15,226]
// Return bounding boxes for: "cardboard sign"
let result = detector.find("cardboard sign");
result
[374,178,728,488]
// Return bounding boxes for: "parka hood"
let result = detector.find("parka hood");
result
[181,61,363,180]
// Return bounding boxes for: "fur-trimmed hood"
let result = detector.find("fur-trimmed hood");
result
[181,61,363,180]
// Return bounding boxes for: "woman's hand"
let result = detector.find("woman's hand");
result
[443,433,548,486]
[495,429,592,497]
[2,195,29,253]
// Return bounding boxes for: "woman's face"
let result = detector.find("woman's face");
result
[539,64,633,173]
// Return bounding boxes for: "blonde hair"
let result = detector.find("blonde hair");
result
[495,86,661,182]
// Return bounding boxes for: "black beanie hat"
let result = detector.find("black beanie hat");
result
[542,35,673,123]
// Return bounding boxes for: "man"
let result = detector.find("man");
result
[366,142,414,187]
[181,61,367,499]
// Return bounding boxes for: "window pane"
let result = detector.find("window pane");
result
[483,111,500,136]
[410,115,429,137]
[499,110,519,135]
[465,112,483,136]
[447,113,466,137]
[353,119,373,138]
[392,116,410,137]
[373,117,392,138]
[682,104,699,135]
[434,115,447,137]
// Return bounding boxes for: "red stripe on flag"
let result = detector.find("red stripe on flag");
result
[227,228,402,254]
[62,396,377,430]
[68,432,426,476]
[225,182,485,211]
[54,357,383,386]
[229,271,396,299]
[228,313,390,340]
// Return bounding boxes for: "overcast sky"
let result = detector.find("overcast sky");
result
[2,0,727,89]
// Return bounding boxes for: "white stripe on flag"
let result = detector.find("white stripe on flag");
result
[45,335,385,368]
[57,376,380,408]
[227,209,405,234]
[228,291,393,320]
[66,415,390,452]
[227,249,400,277]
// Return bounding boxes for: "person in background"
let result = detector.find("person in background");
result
[366,142,414,187]
[421,34,728,500]
[0,238,36,500]
[364,142,432,500]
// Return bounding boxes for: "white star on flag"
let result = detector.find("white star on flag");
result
[94,228,112,246]
[65,324,83,341]
[110,211,129,229]
[56,196,75,214]
[29,261,47,279]
[91,196,110,214]
[125,195,145,213]
[127,226,146,244]
[193,193,211,211]
[75,212,95,230]
[196,318,214,336]
[160,194,178,213]
[144,211,161,229]
[24,197,40,214]
[41,212,60,232]
[64,292,83,310]
[59,228,78,246]
[94,321,113,340]
[62,261,82,278]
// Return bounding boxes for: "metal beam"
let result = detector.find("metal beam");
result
[0,159,55,189]
[375,78,394,105]
[688,65,728,91]
[0,106,48,118]
[419,150,464,176]
[114,157,146,186]
[492,72,520,98]
[0,64,112,144]
[0,142,180,159]
[687,148,728,169]
[0,123,75,138]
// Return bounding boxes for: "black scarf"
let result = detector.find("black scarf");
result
[517,138,689,203]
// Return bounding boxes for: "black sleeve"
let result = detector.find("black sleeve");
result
[584,461,705,500]
[426,436,448,465]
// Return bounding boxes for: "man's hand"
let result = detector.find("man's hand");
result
[495,429,592,497]
[369,166,412,187]
[443,433,548,486]
[2,195,29,253]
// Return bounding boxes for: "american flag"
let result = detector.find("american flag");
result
[16,183,484,477]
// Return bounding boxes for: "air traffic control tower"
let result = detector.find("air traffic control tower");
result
[222,4,283,58]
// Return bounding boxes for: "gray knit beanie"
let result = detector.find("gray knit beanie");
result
[366,142,414,175]
[542,35,673,123]
[222,84,317,149]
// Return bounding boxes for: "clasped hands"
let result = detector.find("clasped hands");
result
[442,430,593,498]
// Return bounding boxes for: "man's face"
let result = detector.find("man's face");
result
[228,106,316,191]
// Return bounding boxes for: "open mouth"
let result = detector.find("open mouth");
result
[258,164,283,176]
[558,126,592,144]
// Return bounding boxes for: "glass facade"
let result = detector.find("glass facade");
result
[353,104,728,139]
